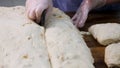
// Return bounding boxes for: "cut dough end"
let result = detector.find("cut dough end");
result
[89,23,120,46]
[45,8,95,68]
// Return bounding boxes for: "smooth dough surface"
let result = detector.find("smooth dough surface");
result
[89,23,120,46]
[45,8,94,68]
[105,43,120,68]
[0,6,51,68]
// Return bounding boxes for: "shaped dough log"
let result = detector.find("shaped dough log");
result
[45,8,94,68]
[0,6,51,68]
[105,43,120,68]
[89,23,120,46]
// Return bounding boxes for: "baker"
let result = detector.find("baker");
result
[26,0,120,28]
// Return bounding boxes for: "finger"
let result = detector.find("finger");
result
[72,14,79,25]
[78,12,88,28]
[72,13,77,21]
[72,8,82,25]
[74,14,82,28]
[78,17,86,28]
[28,8,36,21]
[35,6,44,23]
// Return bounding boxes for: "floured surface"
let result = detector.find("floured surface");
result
[89,23,120,46]
[0,6,51,68]
[45,8,94,68]
[105,43,120,68]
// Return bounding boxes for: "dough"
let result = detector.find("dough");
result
[80,31,91,35]
[88,23,120,46]
[45,8,94,68]
[0,6,51,68]
[0,6,95,68]
[105,43,120,68]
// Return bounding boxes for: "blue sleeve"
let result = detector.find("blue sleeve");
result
[53,0,120,12]
[53,0,82,12]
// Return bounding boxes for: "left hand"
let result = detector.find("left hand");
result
[72,0,106,28]
[72,0,89,28]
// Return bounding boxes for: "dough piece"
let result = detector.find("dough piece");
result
[0,6,51,68]
[88,23,120,46]
[45,8,94,68]
[105,43,120,68]
[80,31,91,35]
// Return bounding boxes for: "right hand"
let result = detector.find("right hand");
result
[26,0,53,23]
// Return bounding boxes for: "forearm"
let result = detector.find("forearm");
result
[106,0,120,4]
[87,0,106,10]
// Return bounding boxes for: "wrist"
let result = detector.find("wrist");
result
[87,0,106,11]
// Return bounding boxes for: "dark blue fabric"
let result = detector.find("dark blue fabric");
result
[95,4,120,11]
[53,0,82,12]
[52,0,120,12]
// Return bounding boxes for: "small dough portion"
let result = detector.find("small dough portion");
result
[45,8,94,68]
[105,43,120,68]
[88,23,120,46]
[0,6,51,68]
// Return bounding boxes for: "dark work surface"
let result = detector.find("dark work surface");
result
[66,11,120,68]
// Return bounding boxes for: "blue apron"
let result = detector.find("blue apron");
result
[52,0,120,12]
[53,0,82,12]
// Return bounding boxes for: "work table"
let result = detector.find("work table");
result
[67,11,120,68]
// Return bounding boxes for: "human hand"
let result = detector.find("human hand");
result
[72,0,89,28]
[26,0,53,23]
[72,0,106,28]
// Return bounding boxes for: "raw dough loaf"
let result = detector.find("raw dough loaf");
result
[45,8,94,68]
[0,6,51,68]
[88,23,120,46]
[105,43,120,68]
